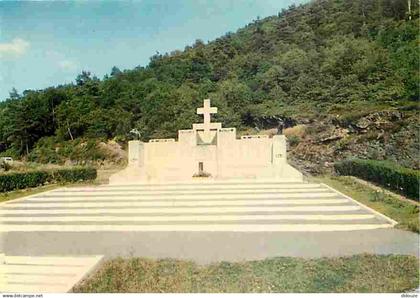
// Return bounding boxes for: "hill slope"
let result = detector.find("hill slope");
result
[0,0,418,172]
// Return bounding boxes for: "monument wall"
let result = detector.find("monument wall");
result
[109,99,303,184]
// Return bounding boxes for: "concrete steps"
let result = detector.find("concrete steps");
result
[71,181,321,190]
[0,180,396,232]
[20,193,339,201]
[41,188,332,195]
[1,255,103,293]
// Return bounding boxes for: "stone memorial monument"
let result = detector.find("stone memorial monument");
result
[109,99,303,183]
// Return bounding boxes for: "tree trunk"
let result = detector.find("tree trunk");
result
[66,120,74,140]
[52,105,55,125]
[67,127,74,140]
[408,0,412,20]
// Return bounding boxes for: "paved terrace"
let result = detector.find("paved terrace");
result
[1,180,397,232]
[0,180,418,292]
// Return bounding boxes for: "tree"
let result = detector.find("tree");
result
[9,88,20,100]
[75,71,92,86]
[0,0,418,165]
[110,66,122,77]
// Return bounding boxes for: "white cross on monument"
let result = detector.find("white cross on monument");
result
[197,99,217,127]
[193,99,222,143]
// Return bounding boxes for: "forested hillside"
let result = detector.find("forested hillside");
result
[0,0,418,172]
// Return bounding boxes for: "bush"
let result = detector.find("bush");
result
[0,167,97,193]
[287,135,301,147]
[284,124,307,138]
[28,137,109,164]
[0,160,11,171]
[0,171,50,192]
[51,167,97,183]
[0,148,20,160]
[334,159,419,201]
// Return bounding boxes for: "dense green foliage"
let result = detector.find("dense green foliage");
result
[0,167,97,192]
[334,159,420,200]
[0,171,50,192]
[0,0,418,164]
[49,167,97,183]
[27,137,109,164]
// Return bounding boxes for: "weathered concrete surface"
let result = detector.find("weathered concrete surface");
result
[1,180,416,265]
[3,229,418,265]
[1,255,103,293]
[0,180,396,233]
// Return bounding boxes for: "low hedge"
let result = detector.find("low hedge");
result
[334,159,419,200]
[50,167,97,183]
[0,171,50,192]
[0,167,97,193]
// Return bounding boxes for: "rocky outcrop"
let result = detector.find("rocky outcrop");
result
[317,127,349,143]
[353,110,403,131]
[284,109,418,174]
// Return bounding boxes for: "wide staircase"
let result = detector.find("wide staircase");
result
[0,180,396,232]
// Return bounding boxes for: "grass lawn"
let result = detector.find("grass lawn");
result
[0,180,103,204]
[312,176,419,233]
[73,254,419,293]
[0,184,60,203]
[0,181,105,204]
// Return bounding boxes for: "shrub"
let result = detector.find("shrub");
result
[0,171,50,192]
[50,167,97,183]
[287,135,301,147]
[284,124,307,138]
[0,160,11,171]
[0,148,20,160]
[334,159,419,201]
[28,137,109,164]
[0,167,97,193]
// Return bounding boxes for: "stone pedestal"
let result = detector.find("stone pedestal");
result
[128,140,144,166]
[272,135,287,165]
